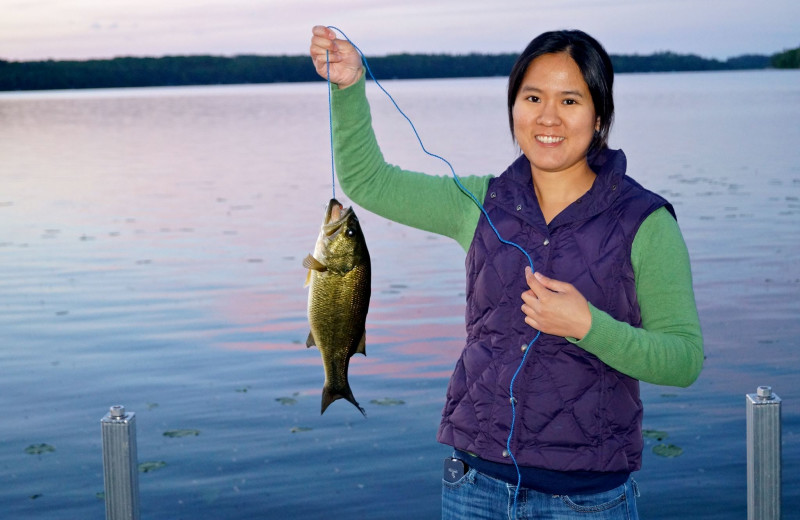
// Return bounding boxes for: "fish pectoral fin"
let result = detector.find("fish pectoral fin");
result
[306,332,317,348]
[355,331,367,356]
[302,254,327,272]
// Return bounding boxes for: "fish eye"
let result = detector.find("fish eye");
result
[346,228,356,237]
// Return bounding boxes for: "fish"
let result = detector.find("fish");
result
[303,198,371,416]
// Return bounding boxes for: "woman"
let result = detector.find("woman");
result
[309,26,703,520]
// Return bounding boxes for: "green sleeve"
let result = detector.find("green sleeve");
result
[330,72,486,252]
[569,207,704,387]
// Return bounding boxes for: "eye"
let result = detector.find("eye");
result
[562,98,577,105]
[346,228,356,237]
[526,95,540,103]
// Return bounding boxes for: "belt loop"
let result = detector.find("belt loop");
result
[630,477,640,498]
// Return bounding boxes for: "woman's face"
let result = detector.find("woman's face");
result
[512,52,599,177]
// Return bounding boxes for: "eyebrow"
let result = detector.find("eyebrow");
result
[519,85,586,98]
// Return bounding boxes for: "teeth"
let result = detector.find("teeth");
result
[536,135,564,144]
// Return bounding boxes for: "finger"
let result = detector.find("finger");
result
[521,302,538,323]
[532,271,571,294]
[311,25,336,40]
[310,35,337,55]
[524,266,547,298]
[524,315,540,331]
[520,288,538,307]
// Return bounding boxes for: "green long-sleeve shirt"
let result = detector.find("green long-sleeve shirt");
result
[331,74,703,387]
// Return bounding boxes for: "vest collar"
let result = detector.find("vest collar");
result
[499,148,628,229]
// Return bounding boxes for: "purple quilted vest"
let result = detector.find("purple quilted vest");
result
[437,148,672,473]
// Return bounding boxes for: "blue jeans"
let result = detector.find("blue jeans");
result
[442,468,640,520]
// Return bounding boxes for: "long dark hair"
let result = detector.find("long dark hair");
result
[507,30,615,153]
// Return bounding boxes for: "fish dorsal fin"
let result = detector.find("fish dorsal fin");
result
[355,331,366,356]
[306,331,317,348]
[302,254,327,272]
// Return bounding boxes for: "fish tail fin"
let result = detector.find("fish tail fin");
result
[321,385,367,418]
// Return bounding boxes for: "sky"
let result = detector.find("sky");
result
[1,0,799,62]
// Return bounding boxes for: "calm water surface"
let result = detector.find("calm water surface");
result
[1,70,798,519]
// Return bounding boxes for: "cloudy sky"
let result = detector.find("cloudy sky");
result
[1,0,798,62]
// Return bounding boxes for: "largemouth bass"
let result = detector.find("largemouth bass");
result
[303,198,370,416]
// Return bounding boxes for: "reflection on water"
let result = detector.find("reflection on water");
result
[1,71,799,519]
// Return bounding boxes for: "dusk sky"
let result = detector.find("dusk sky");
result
[2,0,798,62]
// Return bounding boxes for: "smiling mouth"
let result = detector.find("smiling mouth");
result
[535,135,565,144]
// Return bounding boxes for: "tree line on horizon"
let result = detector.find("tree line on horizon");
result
[0,47,796,92]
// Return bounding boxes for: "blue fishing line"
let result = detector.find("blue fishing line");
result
[325,26,541,516]
[326,50,336,200]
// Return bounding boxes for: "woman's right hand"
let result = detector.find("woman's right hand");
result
[310,25,363,89]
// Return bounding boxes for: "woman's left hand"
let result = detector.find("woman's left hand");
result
[521,267,592,339]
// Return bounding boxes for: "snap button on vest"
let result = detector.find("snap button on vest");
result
[490,192,496,198]
[516,204,522,211]
[543,239,550,246]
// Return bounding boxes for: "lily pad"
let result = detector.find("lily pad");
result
[25,444,55,455]
[370,398,406,406]
[290,426,313,433]
[642,429,668,441]
[139,461,167,473]
[163,429,200,438]
[652,443,683,458]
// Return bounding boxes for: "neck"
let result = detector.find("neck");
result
[531,160,596,224]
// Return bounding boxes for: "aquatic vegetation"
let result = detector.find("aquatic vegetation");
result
[236,386,252,393]
[139,461,168,473]
[370,398,406,406]
[24,443,55,455]
[290,426,313,433]
[163,429,200,438]
[642,429,668,441]
[276,396,298,406]
[652,443,683,457]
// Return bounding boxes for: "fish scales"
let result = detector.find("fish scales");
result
[303,198,371,416]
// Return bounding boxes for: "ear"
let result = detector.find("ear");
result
[595,117,601,132]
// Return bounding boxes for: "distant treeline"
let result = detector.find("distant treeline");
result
[0,48,796,92]
[771,47,800,68]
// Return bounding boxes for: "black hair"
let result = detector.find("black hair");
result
[507,30,614,153]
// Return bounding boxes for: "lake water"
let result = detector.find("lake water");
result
[1,69,798,519]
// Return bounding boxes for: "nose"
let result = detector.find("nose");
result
[537,100,560,126]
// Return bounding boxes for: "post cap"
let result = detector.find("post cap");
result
[109,405,126,418]
[756,386,773,399]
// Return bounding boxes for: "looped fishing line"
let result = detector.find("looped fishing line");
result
[324,26,541,516]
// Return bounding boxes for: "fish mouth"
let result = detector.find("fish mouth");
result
[323,198,353,236]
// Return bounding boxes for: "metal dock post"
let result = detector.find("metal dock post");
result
[746,386,782,520]
[101,405,141,520]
